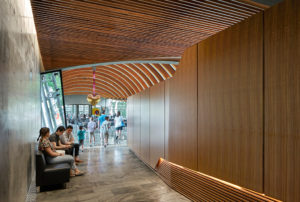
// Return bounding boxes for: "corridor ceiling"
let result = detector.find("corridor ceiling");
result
[31,0,271,99]
[62,62,178,99]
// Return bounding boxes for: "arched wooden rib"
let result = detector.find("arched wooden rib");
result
[62,70,131,97]
[118,63,150,88]
[152,63,171,79]
[63,79,125,98]
[126,63,153,87]
[110,64,145,91]
[170,64,178,71]
[63,68,133,96]
[63,86,118,98]
[61,62,180,97]
[140,63,162,83]
[63,76,128,98]
[160,64,175,76]
[132,63,157,86]
[63,89,114,98]
[64,84,120,98]
[64,90,113,98]
[96,66,138,94]
[143,63,165,81]
[156,63,172,78]
[102,65,142,93]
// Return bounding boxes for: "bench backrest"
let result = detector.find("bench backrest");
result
[35,149,46,173]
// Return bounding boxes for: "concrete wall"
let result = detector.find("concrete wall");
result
[0,0,42,201]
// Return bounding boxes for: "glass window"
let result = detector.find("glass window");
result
[41,71,66,133]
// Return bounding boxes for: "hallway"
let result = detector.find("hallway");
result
[35,146,189,202]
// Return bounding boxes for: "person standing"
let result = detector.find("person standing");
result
[101,116,110,148]
[114,111,124,144]
[98,111,107,146]
[87,117,96,146]
[77,126,85,151]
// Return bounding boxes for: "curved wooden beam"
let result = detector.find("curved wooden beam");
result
[62,62,180,98]
[63,81,124,98]
[62,70,130,96]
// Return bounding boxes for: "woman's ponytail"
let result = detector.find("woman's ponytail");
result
[37,133,41,141]
[38,127,50,141]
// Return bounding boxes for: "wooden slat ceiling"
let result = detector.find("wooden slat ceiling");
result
[31,0,266,70]
[62,62,178,99]
[31,0,268,99]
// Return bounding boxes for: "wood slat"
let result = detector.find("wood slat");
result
[62,63,178,99]
[156,159,280,202]
[31,0,264,70]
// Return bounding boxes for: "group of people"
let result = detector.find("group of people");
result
[86,111,124,148]
[37,111,125,177]
[37,126,84,177]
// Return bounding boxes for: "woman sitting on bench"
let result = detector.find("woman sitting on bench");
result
[37,127,84,176]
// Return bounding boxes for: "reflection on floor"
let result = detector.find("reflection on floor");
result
[36,146,189,202]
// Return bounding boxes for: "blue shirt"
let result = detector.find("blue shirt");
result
[77,130,85,141]
[98,114,107,126]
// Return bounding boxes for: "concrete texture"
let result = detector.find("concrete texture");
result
[0,0,42,201]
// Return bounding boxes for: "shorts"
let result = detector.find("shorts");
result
[104,131,109,139]
[115,126,123,131]
[79,139,84,145]
[90,131,95,137]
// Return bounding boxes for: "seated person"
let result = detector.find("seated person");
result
[61,125,83,163]
[49,126,71,151]
[38,127,84,176]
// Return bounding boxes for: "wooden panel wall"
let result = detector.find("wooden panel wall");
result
[149,82,165,168]
[133,94,141,157]
[264,0,300,201]
[140,89,150,164]
[127,2,299,200]
[164,80,170,161]
[197,13,263,192]
[168,44,198,170]
[127,96,134,150]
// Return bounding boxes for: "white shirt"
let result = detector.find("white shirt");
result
[101,120,110,133]
[60,132,74,144]
[88,121,96,132]
[114,116,123,128]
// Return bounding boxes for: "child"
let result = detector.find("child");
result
[101,116,110,148]
[77,126,85,152]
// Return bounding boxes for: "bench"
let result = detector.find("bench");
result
[36,150,70,189]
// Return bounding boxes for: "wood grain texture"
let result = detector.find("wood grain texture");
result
[168,44,198,170]
[140,89,150,164]
[61,63,178,99]
[30,0,264,70]
[127,96,134,150]
[197,12,264,192]
[156,159,279,202]
[149,82,165,168]
[133,93,141,157]
[264,0,300,201]
[164,79,170,161]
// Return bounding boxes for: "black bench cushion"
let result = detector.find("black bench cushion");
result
[44,163,70,173]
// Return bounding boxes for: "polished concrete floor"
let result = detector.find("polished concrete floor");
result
[35,146,189,202]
